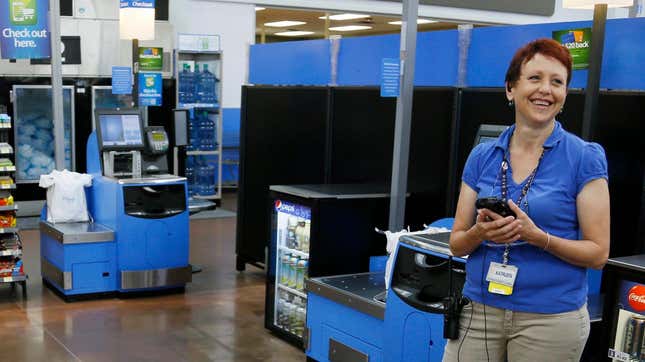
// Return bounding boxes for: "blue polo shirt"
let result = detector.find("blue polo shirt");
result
[461,121,608,313]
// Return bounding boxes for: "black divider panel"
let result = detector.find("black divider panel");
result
[329,87,455,225]
[236,86,328,265]
[596,91,645,257]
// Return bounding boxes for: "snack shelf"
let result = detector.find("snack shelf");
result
[0,275,26,283]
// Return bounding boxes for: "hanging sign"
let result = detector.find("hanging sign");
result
[138,47,162,71]
[553,28,591,70]
[120,0,155,8]
[381,58,400,98]
[0,0,51,59]
[138,72,162,106]
[112,66,132,95]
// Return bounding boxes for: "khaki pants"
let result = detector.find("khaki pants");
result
[442,301,590,362]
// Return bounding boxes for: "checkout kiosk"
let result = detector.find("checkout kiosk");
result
[40,109,191,299]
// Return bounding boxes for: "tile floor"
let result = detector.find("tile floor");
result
[0,193,305,361]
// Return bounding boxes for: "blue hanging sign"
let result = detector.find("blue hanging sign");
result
[112,66,132,95]
[381,58,400,98]
[138,72,162,106]
[120,0,155,8]
[0,0,51,59]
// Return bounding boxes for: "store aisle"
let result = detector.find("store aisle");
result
[0,194,304,362]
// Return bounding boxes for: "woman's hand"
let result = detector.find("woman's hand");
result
[471,207,522,244]
[506,199,548,248]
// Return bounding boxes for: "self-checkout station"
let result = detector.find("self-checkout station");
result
[40,109,191,299]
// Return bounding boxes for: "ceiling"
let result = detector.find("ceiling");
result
[255,7,464,42]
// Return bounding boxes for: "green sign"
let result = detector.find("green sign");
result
[10,0,37,26]
[138,47,163,71]
[552,28,592,70]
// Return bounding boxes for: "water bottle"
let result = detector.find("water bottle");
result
[202,64,216,104]
[185,156,194,196]
[193,65,203,103]
[178,64,194,104]
[206,163,215,195]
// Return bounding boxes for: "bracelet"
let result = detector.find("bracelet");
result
[544,232,551,251]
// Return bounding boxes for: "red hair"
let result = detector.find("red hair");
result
[505,38,573,91]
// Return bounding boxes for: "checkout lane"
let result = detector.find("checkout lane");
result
[40,108,192,299]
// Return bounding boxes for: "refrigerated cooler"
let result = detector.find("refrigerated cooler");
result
[266,184,390,347]
[12,85,75,183]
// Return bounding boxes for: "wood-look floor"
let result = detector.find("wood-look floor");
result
[0,194,305,361]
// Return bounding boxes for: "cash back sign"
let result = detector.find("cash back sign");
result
[0,0,51,59]
[552,28,591,70]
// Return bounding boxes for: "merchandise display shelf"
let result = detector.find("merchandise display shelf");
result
[278,284,307,299]
[0,166,15,172]
[0,228,19,234]
[192,194,219,200]
[0,184,16,190]
[0,124,10,129]
[278,246,308,259]
[186,150,219,156]
[0,205,18,212]
[0,275,26,283]
[0,249,21,257]
[178,103,220,110]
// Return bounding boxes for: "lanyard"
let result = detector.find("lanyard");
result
[499,147,545,265]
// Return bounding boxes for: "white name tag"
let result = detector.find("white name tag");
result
[486,262,518,287]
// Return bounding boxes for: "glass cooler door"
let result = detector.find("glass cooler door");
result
[12,85,75,183]
[272,199,311,340]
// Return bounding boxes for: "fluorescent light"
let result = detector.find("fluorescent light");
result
[318,13,370,21]
[562,0,633,8]
[388,19,437,25]
[264,21,306,27]
[329,25,372,32]
[255,7,266,11]
[274,31,315,37]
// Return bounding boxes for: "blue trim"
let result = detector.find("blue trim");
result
[249,40,331,85]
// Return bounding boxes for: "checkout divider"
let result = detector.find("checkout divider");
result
[39,109,192,300]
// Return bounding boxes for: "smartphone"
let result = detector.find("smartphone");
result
[475,197,516,218]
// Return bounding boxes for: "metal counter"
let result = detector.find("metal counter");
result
[39,221,114,244]
[269,184,390,199]
[607,254,645,273]
[306,272,386,320]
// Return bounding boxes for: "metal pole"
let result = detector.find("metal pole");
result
[581,3,607,141]
[388,0,418,231]
[49,0,65,170]
[132,38,139,106]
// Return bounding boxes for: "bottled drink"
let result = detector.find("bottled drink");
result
[288,256,299,288]
[302,220,311,252]
[295,259,307,291]
[280,253,291,285]
[295,306,306,337]
[201,64,217,104]
[185,156,195,196]
[286,217,298,249]
[178,64,194,103]
[295,219,306,251]
[193,65,202,103]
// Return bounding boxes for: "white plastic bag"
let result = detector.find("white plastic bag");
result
[39,169,93,223]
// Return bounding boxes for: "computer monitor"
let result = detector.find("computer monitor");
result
[95,109,145,151]
[473,124,508,148]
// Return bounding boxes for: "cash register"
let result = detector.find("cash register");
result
[40,109,191,299]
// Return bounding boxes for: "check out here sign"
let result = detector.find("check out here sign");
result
[0,0,51,59]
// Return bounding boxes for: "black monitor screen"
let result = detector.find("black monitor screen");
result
[473,124,507,148]
[97,112,144,150]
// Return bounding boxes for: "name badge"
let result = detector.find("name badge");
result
[486,262,518,296]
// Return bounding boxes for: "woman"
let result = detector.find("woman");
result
[443,38,610,362]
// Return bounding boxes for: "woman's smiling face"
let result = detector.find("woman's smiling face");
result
[506,53,568,127]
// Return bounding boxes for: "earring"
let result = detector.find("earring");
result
[508,100,514,107]
[559,107,563,114]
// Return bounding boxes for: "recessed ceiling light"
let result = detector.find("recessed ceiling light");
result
[255,7,266,11]
[264,21,307,27]
[318,13,371,21]
[562,0,633,9]
[275,31,315,37]
[388,19,437,25]
[328,25,372,32]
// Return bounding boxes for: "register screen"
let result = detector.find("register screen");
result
[99,114,144,148]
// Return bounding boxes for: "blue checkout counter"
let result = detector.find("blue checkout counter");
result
[306,231,604,362]
[40,110,191,300]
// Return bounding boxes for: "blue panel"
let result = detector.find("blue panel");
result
[307,292,384,362]
[337,33,399,86]
[415,30,459,86]
[601,18,645,90]
[467,20,591,88]
[222,108,240,147]
[337,30,458,86]
[249,39,331,85]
